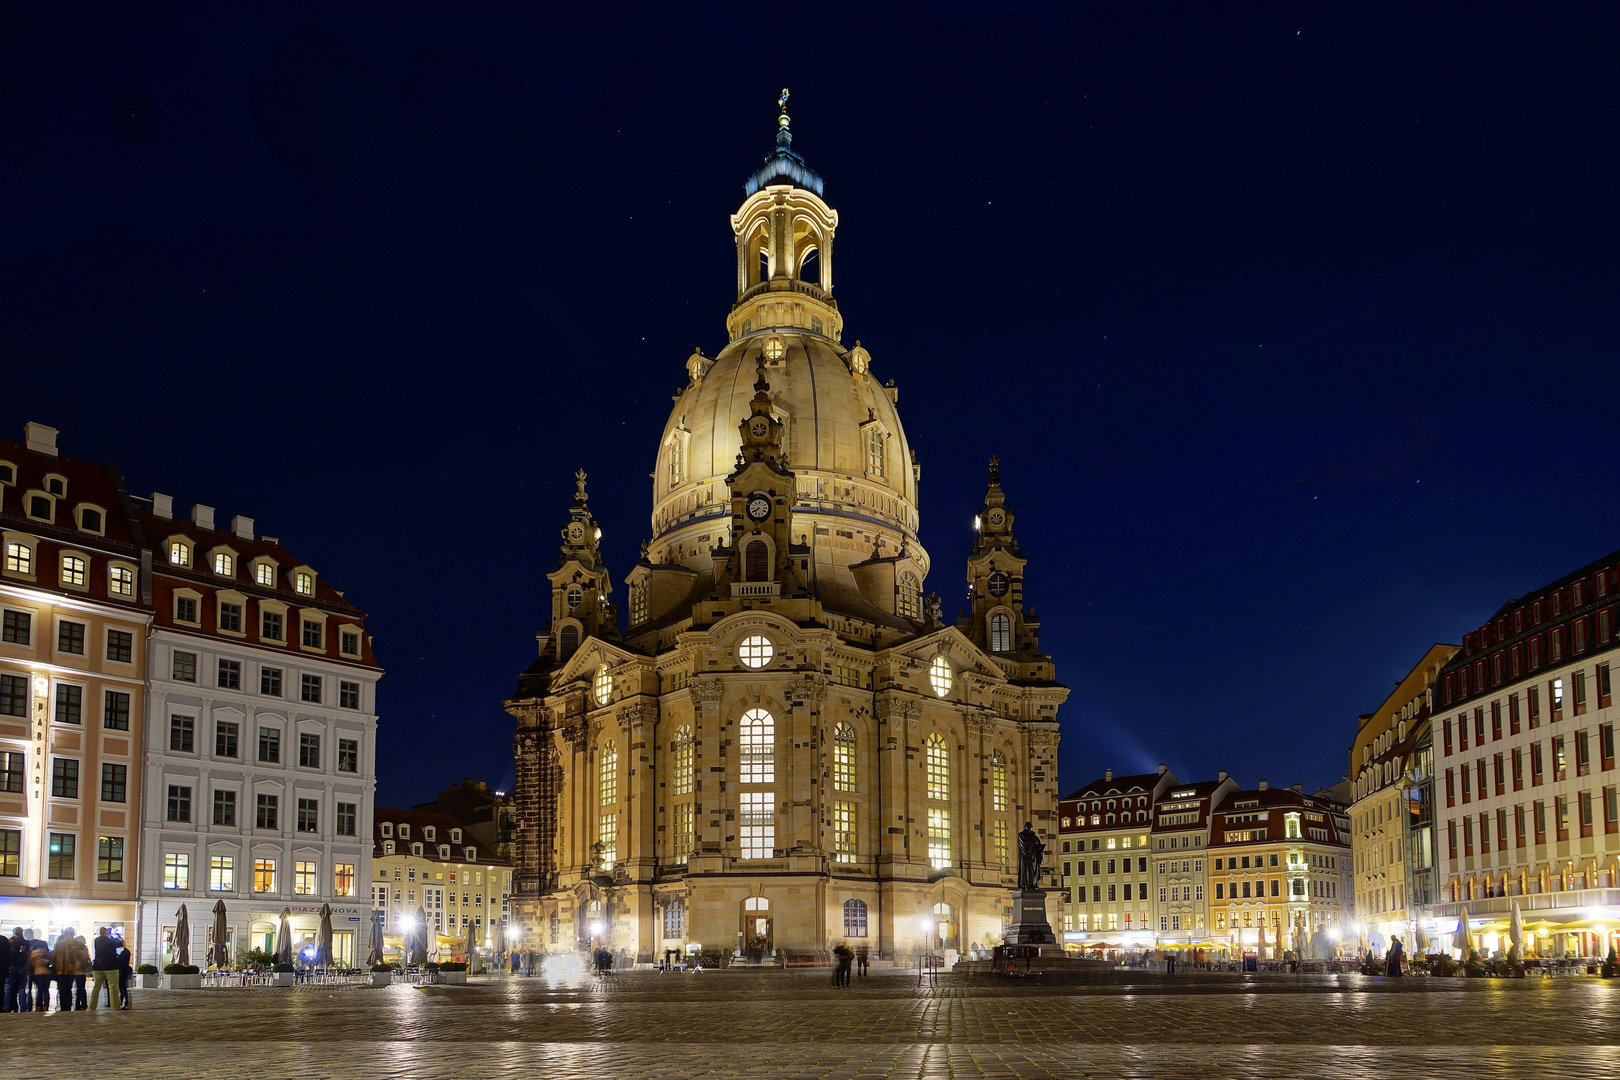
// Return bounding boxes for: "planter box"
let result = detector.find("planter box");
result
[137,974,162,989]
[271,971,297,987]
[371,971,394,987]
[163,974,203,989]
[439,971,467,985]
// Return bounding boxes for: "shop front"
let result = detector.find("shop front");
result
[137,896,367,968]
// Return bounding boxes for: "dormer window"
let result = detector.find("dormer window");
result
[340,628,362,657]
[60,553,87,588]
[214,552,235,577]
[294,569,315,596]
[77,506,104,535]
[169,540,191,567]
[25,494,52,522]
[398,824,409,839]
[464,847,476,860]
[45,475,66,497]
[255,560,277,587]
[382,841,395,855]
[412,843,423,856]
[450,829,461,843]
[0,462,13,485]
[380,823,393,837]
[438,845,450,858]
[424,826,435,841]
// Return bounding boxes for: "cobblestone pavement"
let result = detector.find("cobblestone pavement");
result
[5,970,1618,1079]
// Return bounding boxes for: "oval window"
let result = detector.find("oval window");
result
[929,655,952,698]
[594,663,613,705]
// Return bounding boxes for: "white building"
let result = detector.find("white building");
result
[134,499,381,967]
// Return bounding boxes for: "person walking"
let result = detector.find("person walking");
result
[52,927,84,1011]
[115,934,133,1008]
[28,936,54,1012]
[832,942,854,988]
[89,927,124,1010]
[4,927,28,1012]
[856,945,869,979]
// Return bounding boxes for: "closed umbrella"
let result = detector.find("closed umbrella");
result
[1510,902,1525,959]
[273,906,294,966]
[316,903,334,967]
[1256,917,1267,961]
[173,903,191,968]
[410,907,428,966]
[366,911,384,966]
[1291,919,1306,961]
[1456,906,1475,957]
[210,899,230,969]
[464,914,478,967]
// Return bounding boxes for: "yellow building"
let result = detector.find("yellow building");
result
[370,808,512,958]
[1,424,152,939]
[1348,643,1456,952]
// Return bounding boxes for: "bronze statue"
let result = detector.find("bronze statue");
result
[1016,821,1045,891]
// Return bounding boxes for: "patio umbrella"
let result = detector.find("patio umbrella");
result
[1256,918,1267,961]
[1291,919,1306,960]
[274,906,294,965]
[173,903,191,967]
[410,907,428,965]
[1509,902,1525,959]
[1456,906,1475,957]
[210,899,230,968]
[315,903,334,966]
[366,911,384,966]
[464,914,478,965]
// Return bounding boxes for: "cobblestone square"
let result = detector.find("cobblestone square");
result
[5,969,1617,1079]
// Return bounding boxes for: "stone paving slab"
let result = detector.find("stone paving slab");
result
[3,970,1615,1079]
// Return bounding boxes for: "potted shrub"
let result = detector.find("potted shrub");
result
[270,962,298,986]
[437,961,468,985]
[136,963,162,989]
[370,963,396,987]
[1430,953,1459,977]
[163,962,203,989]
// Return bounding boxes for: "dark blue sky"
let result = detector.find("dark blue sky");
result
[4,2,1617,806]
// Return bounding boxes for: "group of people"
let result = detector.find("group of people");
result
[1,926,132,1012]
[830,942,870,987]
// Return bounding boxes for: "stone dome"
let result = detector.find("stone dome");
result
[650,329,927,582]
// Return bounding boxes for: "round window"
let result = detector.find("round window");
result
[566,585,583,610]
[987,571,1009,598]
[929,655,952,698]
[594,663,613,705]
[738,634,774,669]
[763,336,786,362]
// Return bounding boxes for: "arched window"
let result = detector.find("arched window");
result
[599,741,617,806]
[672,725,694,796]
[663,898,684,939]
[833,722,856,791]
[558,624,579,657]
[842,898,868,937]
[738,634,774,668]
[928,655,952,697]
[745,540,768,582]
[989,613,1012,653]
[668,436,684,487]
[925,732,949,801]
[992,752,1008,811]
[740,708,775,784]
[867,426,885,478]
[898,573,921,619]
[799,247,819,288]
[594,663,613,706]
[630,582,648,625]
[931,902,956,948]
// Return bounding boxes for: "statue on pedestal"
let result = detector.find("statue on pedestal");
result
[1017,821,1045,891]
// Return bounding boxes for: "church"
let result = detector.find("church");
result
[504,96,1068,964]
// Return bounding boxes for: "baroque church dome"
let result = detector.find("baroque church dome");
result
[648,107,928,601]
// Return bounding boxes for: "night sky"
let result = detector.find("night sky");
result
[4,3,1618,807]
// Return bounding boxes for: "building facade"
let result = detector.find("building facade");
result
[1,424,152,940]
[1057,767,1177,949]
[370,808,511,957]
[1209,782,1351,951]
[1348,643,1455,953]
[505,105,1067,964]
[1433,549,1620,959]
[413,778,517,869]
[1151,773,1241,944]
[134,498,382,968]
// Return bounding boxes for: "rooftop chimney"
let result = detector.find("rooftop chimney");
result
[1292,783,1303,793]
[1104,768,1113,781]
[192,504,214,531]
[231,515,254,541]
[152,493,173,520]
[1157,762,1167,774]
[24,422,58,458]
[1218,770,1228,782]
[1257,779,1269,791]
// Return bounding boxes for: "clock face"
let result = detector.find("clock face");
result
[988,571,1009,598]
[749,418,771,440]
[987,508,1005,529]
[567,524,584,542]
[747,494,772,522]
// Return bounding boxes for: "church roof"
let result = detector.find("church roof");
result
[744,89,823,197]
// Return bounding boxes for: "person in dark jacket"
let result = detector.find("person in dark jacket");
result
[28,938,54,1011]
[90,927,124,1010]
[0,930,11,1012]
[52,927,84,1011]
[115,935,133,1008]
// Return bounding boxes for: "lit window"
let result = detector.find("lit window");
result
[740,708,775,784]
[5,542,33,575]
[673,803,693,864]
[209,855,234,891]
[739,792,774,858]
[253,858,276,893]
[833,722,857,791]
[61,555,86,587]
[594,663,613,705]
[163,852,190,890]
[215,552,234,576]
[672,726,693,796]
[630,582,648,625]
[108,565,133,597]
[738,634,774,669]
[928,808,951,869]
[834,800,857,863]
[334,863,355,897]
[992,752,1008,811]
[990,612,1012,653]
[929,655,952,697]
[898,573,921,620]
[169,541,190,567]
[295,571,314,596]
[994,819,1009,868]
[294,860,317,895]
[256,562,276,586]
[926,732,950,800]
[598,811,617,869]
[599,741,618,806]
[762,336,786,361]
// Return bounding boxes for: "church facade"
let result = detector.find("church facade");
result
[504,99,1068,963]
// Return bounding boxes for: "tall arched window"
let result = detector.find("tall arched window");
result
[668,436,684,487]
[672,726,694,796]
[867,426,885,477]
[833,722,856,791]
[630,582,648,625]
[991,752,1008,811]
[842,898,868,937]
[740,708,775,784]
[598,740,618,868]
[599,741,617,807]
[989,612,1012,653]
[926,732,949,801]
[898,573,921,619]
[558,624,579,657]
[745,540,768,582]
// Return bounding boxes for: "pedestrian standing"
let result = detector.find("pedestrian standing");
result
[52,927,82,1011]
[115,934,133,1008]
[833,942,854,988]
[89,927,123,1010]
[71,937,90,1009]
[4,927,28,1012]
[856,945,869,978]
[28,936,54,1012]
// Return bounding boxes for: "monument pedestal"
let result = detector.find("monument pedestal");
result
[1003,887,1057,948]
